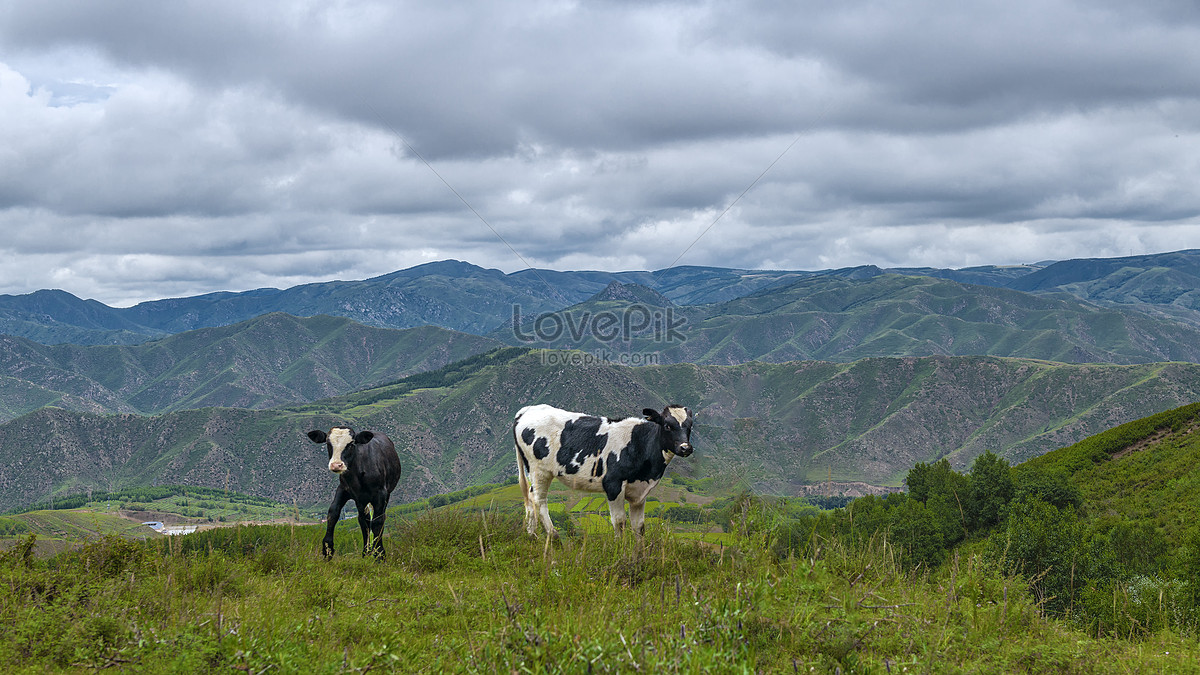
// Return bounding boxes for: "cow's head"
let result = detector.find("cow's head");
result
[307,427,374,474]
[643,405,694,457]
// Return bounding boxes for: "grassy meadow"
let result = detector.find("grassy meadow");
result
[8,403,1200,673]
[3,501,1200,674]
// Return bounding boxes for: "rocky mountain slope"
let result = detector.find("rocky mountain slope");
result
[6,348,1200,512]
[0,313,500,422]
[500,274,1200,364]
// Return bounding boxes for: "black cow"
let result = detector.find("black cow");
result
[307,427,402,558]
[513,403,695,537]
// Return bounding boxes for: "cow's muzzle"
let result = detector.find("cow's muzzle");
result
[328,461,347,474]
[675,444,693,457]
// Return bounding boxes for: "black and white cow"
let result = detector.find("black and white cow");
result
[307,427,402,558]
[513,404,695,537]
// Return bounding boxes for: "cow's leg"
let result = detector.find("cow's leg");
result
[367,494,390,558]
[607,494,628,534]
[532,473,557,537]
[524,494,540,537]
[624,481,652,537]
[323,486,351,558]
[628,498,647,537]
[356,501,372,556]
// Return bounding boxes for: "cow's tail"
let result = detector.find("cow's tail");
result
[513,415,532,499]
[516,444,530,502]
[514,416,535,533]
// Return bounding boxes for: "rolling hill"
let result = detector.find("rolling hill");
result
[1006,249,1200,326]
[6,347,1200,513]
[1017,400,1200,545]
[500,273,1200,364]
[0,313,501,422]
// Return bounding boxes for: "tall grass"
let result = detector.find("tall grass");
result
[1,508,1198,673]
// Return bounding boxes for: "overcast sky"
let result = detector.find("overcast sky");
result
[2,1,1199,306]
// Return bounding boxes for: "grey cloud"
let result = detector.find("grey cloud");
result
[0,2,833,156]
[0,0,1198,305]
[7,2,1200,149]
[713,1,1200,116]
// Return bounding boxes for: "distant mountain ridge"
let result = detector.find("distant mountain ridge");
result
[10,250,1197,348]
[1008,249,1200,294]
[498,273,1200,365]
[12,267,1200,430]
[1007,249,1200,327]
[1,258,1060,345]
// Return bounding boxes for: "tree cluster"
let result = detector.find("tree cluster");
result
[769,451,1196,636]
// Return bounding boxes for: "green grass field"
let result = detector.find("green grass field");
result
[7,414,1200,674]
[0,485,319,560]
[3,505,1199,673]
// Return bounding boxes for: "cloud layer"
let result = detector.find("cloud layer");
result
[1,0,1198,305]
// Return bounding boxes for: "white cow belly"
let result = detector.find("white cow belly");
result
[556,472,605,492]
[623,480,657,503]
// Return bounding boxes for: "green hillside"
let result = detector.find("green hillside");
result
[501,273,1200,364]
[0,510,156,542]
[0,313,501,422]
[0,484,321,560]
[1009,249,1200,326]
[1018,401,1200,544]
[747,401,1200,640]
[6,348,1200,513]
[7,403,1200,671]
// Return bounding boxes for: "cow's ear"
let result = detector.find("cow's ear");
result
[307,430,327,444]
[643,408,662,422]
[354,430,375,445]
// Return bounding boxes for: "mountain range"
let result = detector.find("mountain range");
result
[0,261,818,345]
[0,313,500,423]
[4,249,1200,511]
[9,263,1200,427]
[4,347,1200,512]
[500,273,1200,364]
[5,250,1200,347]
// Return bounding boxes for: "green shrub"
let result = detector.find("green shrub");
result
[967,451,1013,530]
[661,504,707,524]
[770,517,818,561]
[989,497,1082,614]
[1010,467,1082,512]
[0,516,29,536]
[889,498,945,570]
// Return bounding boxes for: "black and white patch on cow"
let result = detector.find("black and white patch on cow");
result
[307,426,402,558]
[513,403,695,537]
